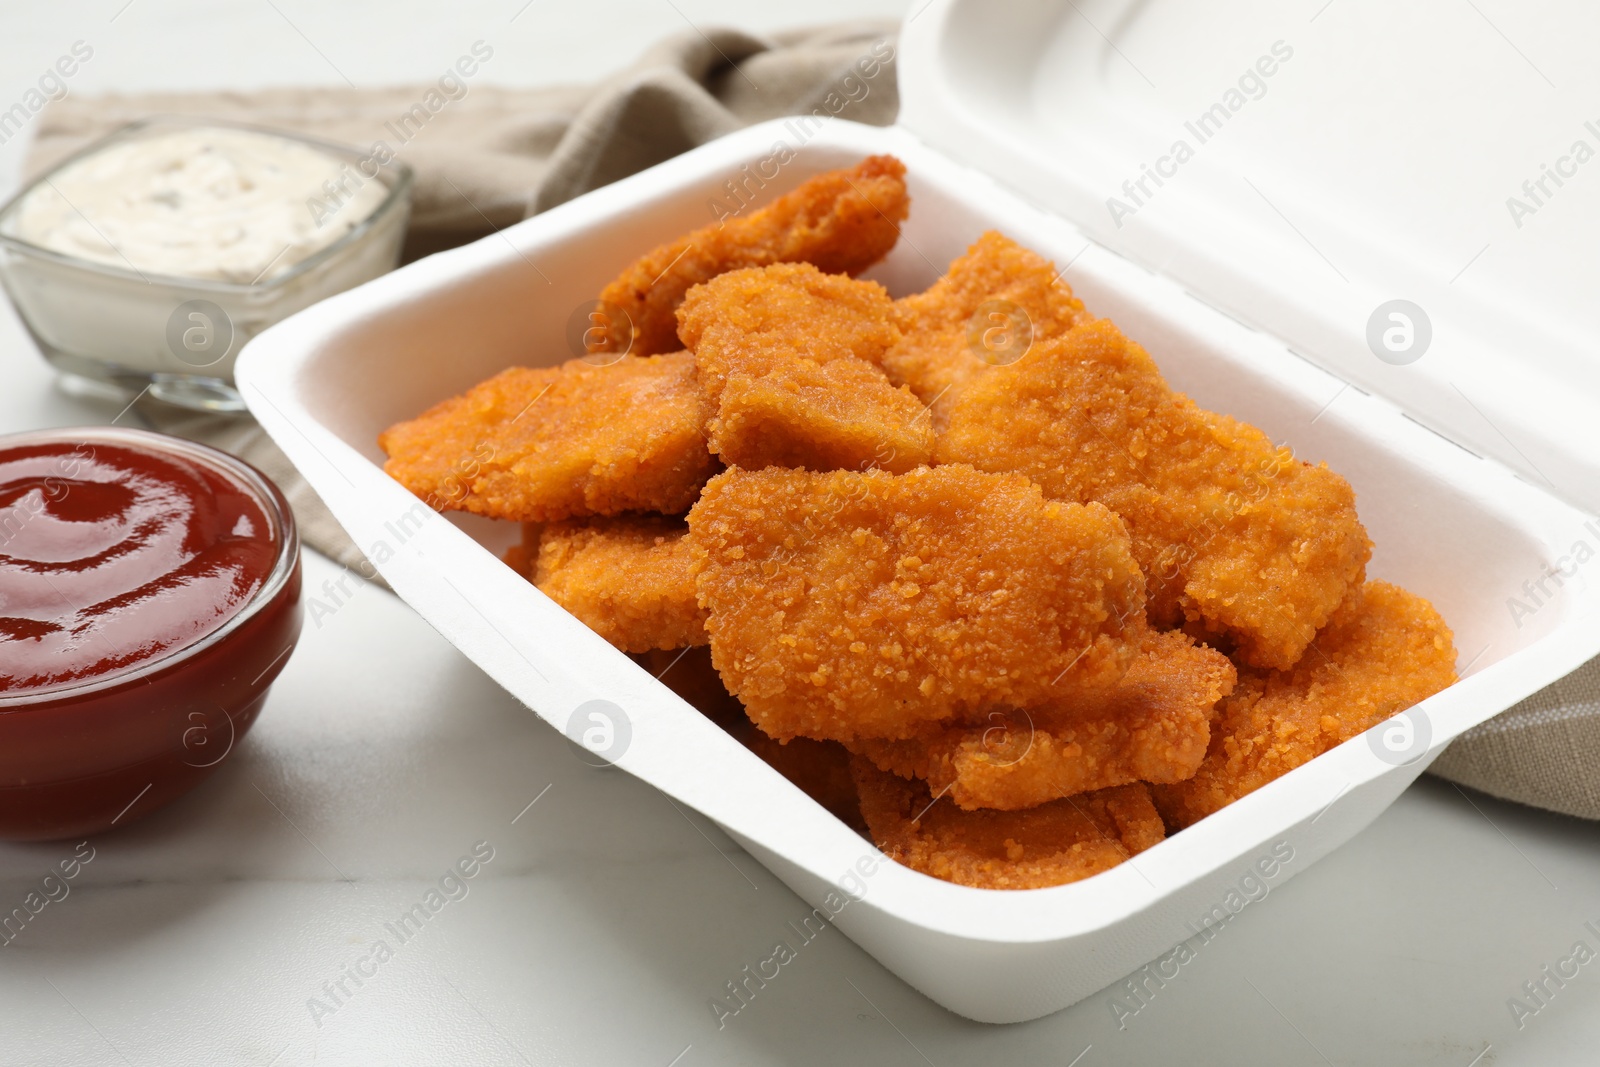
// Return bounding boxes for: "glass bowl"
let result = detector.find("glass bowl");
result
[0,116,413,413]
[0,427,303,840]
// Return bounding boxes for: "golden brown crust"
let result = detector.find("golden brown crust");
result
[594,155,909,356]
[534,516,706,652]
[677,263,932,473]
[686,465,1146,743]
[851,625,1235,810]
[852,758,1164,890]
[939,318,1372,670]
[884,231,1093,428]
[1152,581,1458,830]
[379,352,717,523]
[678,262,901,385]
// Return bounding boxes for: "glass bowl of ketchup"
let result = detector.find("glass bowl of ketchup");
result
[0,427,302,840]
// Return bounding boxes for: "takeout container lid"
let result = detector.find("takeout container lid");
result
[233,1,1600,1025]
[899,0,1600,514]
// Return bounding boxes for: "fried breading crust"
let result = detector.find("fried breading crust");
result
[853,758,1165,890]
[379,351,717,523]
[534,517,706,652]
[1152,581,1458,830]
[594,155,909,356]
[678,263,901,385]
[852,626,1235,810]
[677,263,932,473]
[939,318,1372,670]
[687,465,1147,743]
[883,231,1093,428]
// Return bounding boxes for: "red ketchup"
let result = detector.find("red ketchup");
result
[0,428,302,840]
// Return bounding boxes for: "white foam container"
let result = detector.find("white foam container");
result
[235,0,1600,1023]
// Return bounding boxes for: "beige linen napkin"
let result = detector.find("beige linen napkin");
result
[23,20,1600,822]
[28,22,901,261]
[1429,668,1600,819]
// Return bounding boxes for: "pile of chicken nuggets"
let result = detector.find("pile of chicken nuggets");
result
[380,155,1459,891]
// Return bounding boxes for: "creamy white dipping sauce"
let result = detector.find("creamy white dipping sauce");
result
[10,127,389,283]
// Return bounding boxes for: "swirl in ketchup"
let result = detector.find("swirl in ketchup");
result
[0,439,278,693]
[0,428,301,841]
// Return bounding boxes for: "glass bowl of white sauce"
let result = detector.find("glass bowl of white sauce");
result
[0,116,413,412]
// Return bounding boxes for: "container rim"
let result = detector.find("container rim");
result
[0,426,301,710]
[0,114,415,294]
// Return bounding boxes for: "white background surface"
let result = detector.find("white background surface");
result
[3,3,1600,1065]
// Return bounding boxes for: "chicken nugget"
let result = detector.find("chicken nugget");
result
[1152,581,1458,830]
[853,626,1235,810]
[535,517,706,653]
[687,465,1146,743]
[677,263,932,473]
[940,318,1372,670]
[853,758,1164,890]
[594,155,909,356]
[883,231,1092,428]
[380,351,716,523]
[678,262,901,383]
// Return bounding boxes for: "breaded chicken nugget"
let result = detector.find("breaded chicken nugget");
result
[940,319,1372,670]
[380,351,716,523]
[678,262,900,383]
[883,231,1092,428]
[1152,581,1458,830]
[853,626,1235,810]
[853,758,1165,890]
[636,647,866,833]
[687,465,1146,743]
[594,155,909,356]
[677,263,932,473]
[535,517,706,653]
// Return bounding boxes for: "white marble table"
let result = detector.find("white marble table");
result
[5,4,1600,1064]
